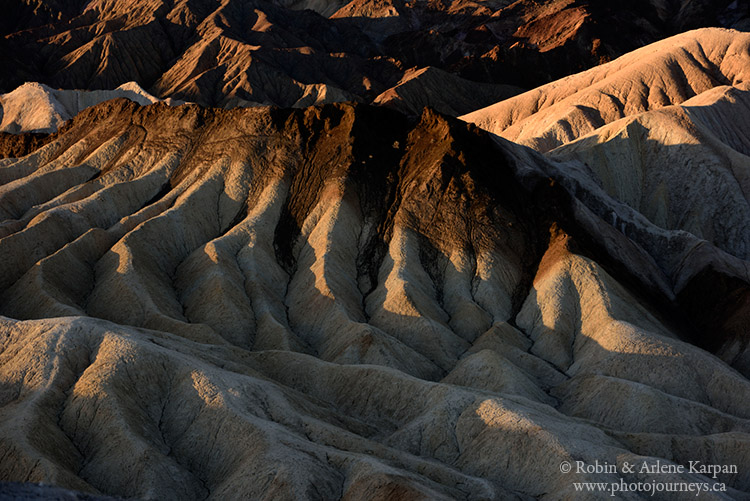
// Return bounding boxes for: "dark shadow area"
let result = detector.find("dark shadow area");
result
[549,117,750,375]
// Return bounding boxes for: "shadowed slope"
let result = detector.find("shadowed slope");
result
[461,30,750,376]
[1,0,745,114]
[1,100,750,499]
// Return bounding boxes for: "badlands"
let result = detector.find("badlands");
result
[1,0,750,500]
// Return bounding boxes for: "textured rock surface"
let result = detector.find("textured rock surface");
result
[465,27,750,381]
[1,0,746,113]
[463,28,750,151]
[0,97,749,499]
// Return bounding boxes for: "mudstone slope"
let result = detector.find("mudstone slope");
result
[465,27,750,379]
[1,6,750,501]
[1,0,747,114]
[0,90,749,499]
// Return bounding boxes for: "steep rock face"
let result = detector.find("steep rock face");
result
[1,100,750,499]
[0,100,544,376]
[1,0,746,113]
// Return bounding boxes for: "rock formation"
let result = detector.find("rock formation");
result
[0,92,749,498]
[463,28,750,151]
[2,3,750,500]
[2,0,746,112]
[464,27,750,381]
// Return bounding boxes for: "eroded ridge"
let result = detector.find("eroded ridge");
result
[1,100,749,499]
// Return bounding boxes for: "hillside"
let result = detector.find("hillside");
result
[2,2,750,500]
[1,0,746,112]
[0,98,749,498]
